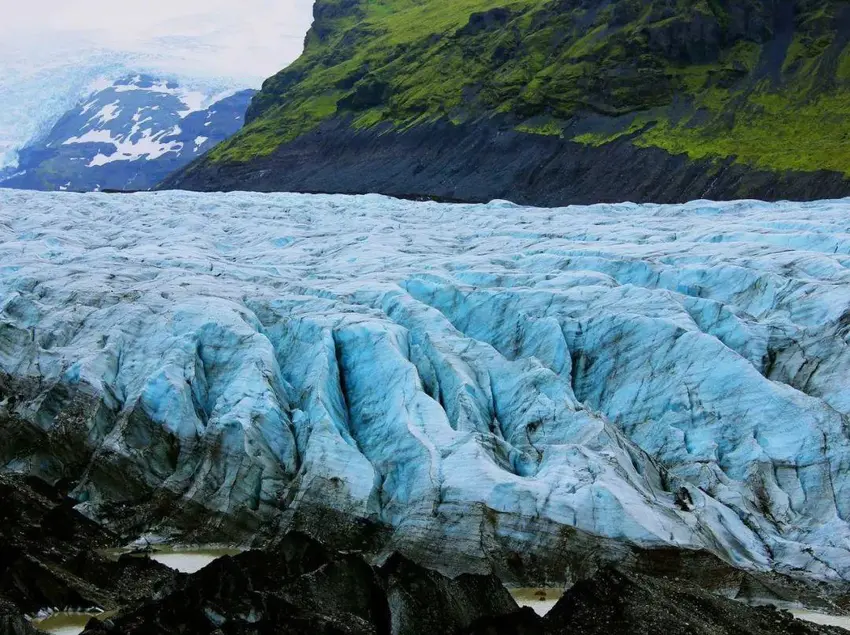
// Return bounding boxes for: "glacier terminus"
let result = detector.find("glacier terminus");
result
[0,190,848,593]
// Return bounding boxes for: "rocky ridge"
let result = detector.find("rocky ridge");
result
[162,0,850,203]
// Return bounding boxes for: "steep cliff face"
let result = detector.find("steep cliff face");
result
[163,0,850,202]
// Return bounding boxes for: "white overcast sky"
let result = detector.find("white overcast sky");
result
[0,0,316,166]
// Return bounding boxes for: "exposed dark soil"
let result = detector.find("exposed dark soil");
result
[80,540,849,635]
[160,118,850,205]
[2,473,848,635]
[0,473,184,630]
[544,568,845,635]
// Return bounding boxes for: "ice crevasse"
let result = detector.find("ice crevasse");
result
[0,190,848,584]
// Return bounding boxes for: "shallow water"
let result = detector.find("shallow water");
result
[30,612,100,635]
[509,588,850,631]
[147,546,242,574]
[792,610,850,631]
[102,545,242,574]
[509,588,564,617]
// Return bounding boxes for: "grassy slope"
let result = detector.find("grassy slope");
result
[208,0,850,176]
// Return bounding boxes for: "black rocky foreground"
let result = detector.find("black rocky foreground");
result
[542,570,845,635]
[0,473,184,629]
[2,474,847,635]
[79,546,850,635]
[78,541,849,635]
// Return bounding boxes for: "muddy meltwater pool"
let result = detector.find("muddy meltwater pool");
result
[508,589,850,632]
[509,588,564,617]
[137,545,243,574]
[792,611,850,631]
[30,546,241,634]
[29,612,104,635]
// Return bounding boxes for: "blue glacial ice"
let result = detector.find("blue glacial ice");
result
[0,190,848,583]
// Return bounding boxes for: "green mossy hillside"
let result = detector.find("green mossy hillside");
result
[208,0,850,176]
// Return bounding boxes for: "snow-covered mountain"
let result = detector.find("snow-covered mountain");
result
[1,190,849,590]
[0,75,255,191]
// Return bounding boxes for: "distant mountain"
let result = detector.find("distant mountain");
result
[1,74,256,191]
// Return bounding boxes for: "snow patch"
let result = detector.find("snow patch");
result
[86,77,113,95]
[87,153,113,167]
[63,130,115,145]
[79,100,99,115]
[177,91,207,118]
[0,169,26,182]
[110,79,213,118]
[79,128,182,166]
[89,100,120,125]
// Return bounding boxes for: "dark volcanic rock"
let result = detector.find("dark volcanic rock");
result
[544,568,846,635]
[84,535,386,634]
[0,473,844,635]
[162,118,850,205]
[0,473,183,616]
[82,533,523,635]
[77,547,849,635]
[461,607,545,635]
[0,599,43,635]
[380,553,520,634]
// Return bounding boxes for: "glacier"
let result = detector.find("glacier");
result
[0,190,848,587]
